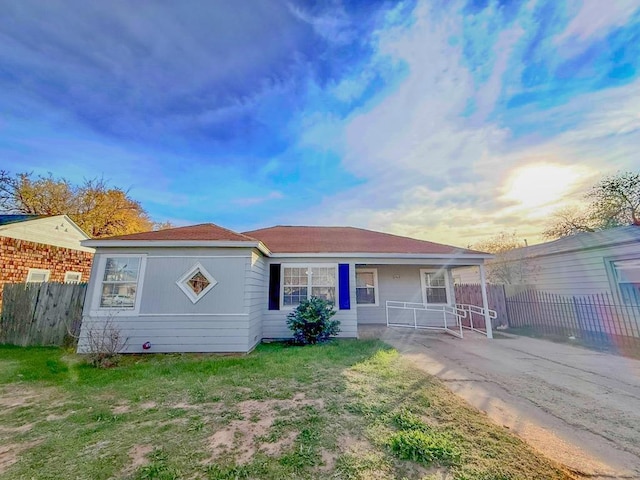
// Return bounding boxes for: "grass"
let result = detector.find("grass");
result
[0,340,577,479]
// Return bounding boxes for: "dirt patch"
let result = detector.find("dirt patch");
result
[0,440,41,474]
[205,395,323,464]
[140,401,157,410]
[46,412,72,422]
[0,423,34,434]
[112,404,131,414]
[119,444,154,476]
[0,386,46,411]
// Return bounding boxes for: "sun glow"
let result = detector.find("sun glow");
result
[501,163,595,211]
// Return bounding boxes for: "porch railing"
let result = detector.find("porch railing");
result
[456,303,497,337]
[385,301,466,338]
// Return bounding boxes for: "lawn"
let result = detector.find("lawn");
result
[0,340,577,480]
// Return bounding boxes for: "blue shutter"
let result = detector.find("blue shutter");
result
[268,264,281,310]
[338,263,350,310]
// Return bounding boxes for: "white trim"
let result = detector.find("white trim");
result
[64,271,82,283]
[355,268,379,307]
[82,239,271,256]
[89,254,147,317]
[280,263,339,310]
[147,255,250,259]
[26,268,50,283]
[138,313,248,317]
[270,252,493,259]
[419,268,452,305]
[175,262,218,304]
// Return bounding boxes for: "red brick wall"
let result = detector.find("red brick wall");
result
[0,235,94,303]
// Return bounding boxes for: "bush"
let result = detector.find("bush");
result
[286,297,340,345]
[84,317,128,368]
[388,429,460,466]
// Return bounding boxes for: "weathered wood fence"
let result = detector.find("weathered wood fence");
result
[0,283,86,346]
[454,284,509,327]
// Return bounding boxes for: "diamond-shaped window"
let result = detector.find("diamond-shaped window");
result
[176,263,217,303]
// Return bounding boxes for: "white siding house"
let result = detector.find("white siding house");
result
[79,223,493,353]
[454,226,640,302]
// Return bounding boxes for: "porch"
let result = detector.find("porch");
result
[354,263,494,338]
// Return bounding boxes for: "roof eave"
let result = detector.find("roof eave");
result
[81,239,269,254]
[268,252,493,259]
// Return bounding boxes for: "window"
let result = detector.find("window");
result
[356,269,378,306]
[420,269,450,304]
[64,271,82,283]
[176,263,218,304]
[282,265,336,307]
[612,259,640,305]
[99,256,142,309]
[26,268,50,283]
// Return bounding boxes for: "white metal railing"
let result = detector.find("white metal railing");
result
[455,303,497,337]
[385,301,466,338]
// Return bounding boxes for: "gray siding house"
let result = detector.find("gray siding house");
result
[78,224,493,353]
[455,226,640,302]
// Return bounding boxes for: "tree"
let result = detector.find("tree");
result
[542,206,597,239]
[544,171,640,239]
[0,171,154,238]
[589,171,640,227]
[473,231,535,284]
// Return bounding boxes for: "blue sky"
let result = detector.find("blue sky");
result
[1,0,639,246]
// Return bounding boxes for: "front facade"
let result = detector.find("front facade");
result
[79,224,492,353]
[0,215,94,304]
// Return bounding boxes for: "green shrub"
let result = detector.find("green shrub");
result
[286,297,340,345]
[388,429,461,466]
[392,409,430,432]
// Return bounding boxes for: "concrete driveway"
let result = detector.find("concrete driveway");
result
[361,326,640,479]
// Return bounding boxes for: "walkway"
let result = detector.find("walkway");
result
[360,326,640,479]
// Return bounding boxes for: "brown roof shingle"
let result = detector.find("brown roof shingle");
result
[102,223,256,242]
[243,225,478,254]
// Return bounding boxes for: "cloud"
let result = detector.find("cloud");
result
[277,0,640,247]
[555,0,639,44]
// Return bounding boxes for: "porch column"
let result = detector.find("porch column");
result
[479,264,493,339]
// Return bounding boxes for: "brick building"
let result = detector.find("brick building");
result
[0,215,94,304]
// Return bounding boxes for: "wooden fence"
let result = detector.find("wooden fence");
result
[454,284,508,327]
[0,283,87,347]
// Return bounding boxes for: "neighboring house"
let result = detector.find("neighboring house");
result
[0,214,94,304]
[78,223,493,354]
[454,226,640,303]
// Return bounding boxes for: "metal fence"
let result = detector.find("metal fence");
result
[0,282,86,346]
[505,288,640,350]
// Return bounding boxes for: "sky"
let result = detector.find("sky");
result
[1,0,639,247]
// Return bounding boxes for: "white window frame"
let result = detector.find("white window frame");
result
[64,271,82,283]
[26,268,50,283]
[280,263,338,309]
[611,258,640,305]
[176,262,218,304]
[355,268,379,307]
[420,268,452,305]
[90,254,147,316]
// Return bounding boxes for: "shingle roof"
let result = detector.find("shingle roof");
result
[243,225,481,255]
[102,223,257,242]
[0,214,46,226]
[507,225,640,258]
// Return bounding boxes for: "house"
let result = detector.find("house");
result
[0,214,94,303]
[454,226,640,303]
[78,223,493,353]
